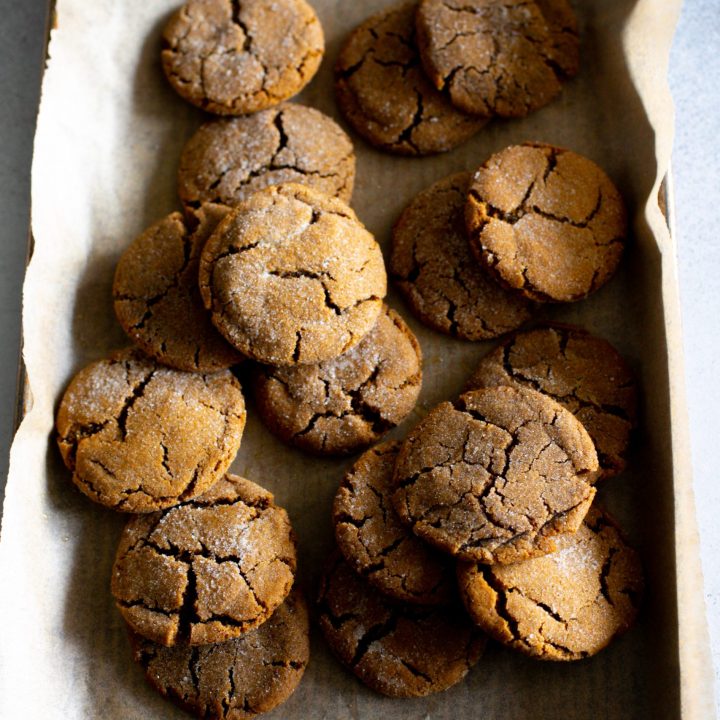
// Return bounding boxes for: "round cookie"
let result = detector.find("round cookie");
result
[112,474,296,646]
[334,2,486,155]
[113,205,244,373]
[465,143,627,302]
[161,0,324,115]
[178,104,356,210]
[457,506,644,660]
[415,0,579,118]
[317,553,485,697]
[391,386,598,564]
[199,183,387,366]
[333,441,455,605]
[391,172,532,340]
[465,325,638,478]
[131,589,310,719]
[253,305,421,455]
[55,348,246,513]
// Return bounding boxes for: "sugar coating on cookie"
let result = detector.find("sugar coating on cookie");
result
[466,325,637,478]
[56,348,246,513]
[199,183,387,366]
[415,0,579,118]
[131,588,310,719]
[457,506,644,660]
[317,553,485,697]
[162,0,324,115]
[391,172,532,339]
[466,143,627,302]
[392,385,598,564]
[178,103,356,210]
[333,441,455,605]
[334,2,486,155]
[112,474,296,646]
[253,306,421,455]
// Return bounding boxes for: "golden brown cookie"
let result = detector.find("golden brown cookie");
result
[131,589,310,719]
[252,305,421,455]
[457,506,644,660]
[465,143,627,302]
[333,441,455,605]
[317,553,485,697]
[465,325,638,478]
[391,172,533,340]
[161,0,324,115]
[113,205,244,373]
[415,0,579,118]
[334,2,486,155]
[392,386,598,564]
[112,474,296,646]
[55,348,246,513]
[199,183,387,366]
[178,103,356,211]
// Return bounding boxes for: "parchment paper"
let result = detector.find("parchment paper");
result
[0,0,714,718]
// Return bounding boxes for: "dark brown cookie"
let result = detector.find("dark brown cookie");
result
[253,305,421,455]
[317,553,485,697]
[161,0,324,115]
[391,172,533,340]
[112,474,296,646]
[178,103,356,211]
[465,325,638,478]
[457,506,644,660]
[333,441,455,605]
[465,143,627,302]
[392,385,598,564]
[55,348,246,513]
[131,588,310,719]
[334,2,486,155]
[415,0,579,118]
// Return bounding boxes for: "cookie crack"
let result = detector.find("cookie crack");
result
[475,566,522,641]
[394,89,423,153]
[350,615,398,668]
[399,658,432,684]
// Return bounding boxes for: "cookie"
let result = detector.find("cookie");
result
[131,588,310,719]
[161,0,324,115]
[334,2,486,155]
[391,172,532,340]
[112,474,296,646]
[333,441,455,605]
[178,103,356,211]
[55,348,246,513]
[415,0,579,118]
[392,385,598,564]
[113,205,244,373]
[465,325,638,478]
[465,143,627,302]
[457,506,644,660]
[253,305,421,455]
[199,183,387,366]
[317,553,485,697]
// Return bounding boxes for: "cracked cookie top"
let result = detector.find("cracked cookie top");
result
[131,588,309,718]
[465,324,638,478]
[161,0,324,115]
[333,441,455,605]
[465,143,627,302]
[391,172,533,340]
[178,103,356,211]
[113,205,244,373]
[457,506,644,660]
[252,305,422,455]
[199,183,387,366]
[334,2,486,156]
[112,473,297,646]
[317,553,485,697]
[55,348,246,513]
[415,0,579,118]
[391,385,598,564]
